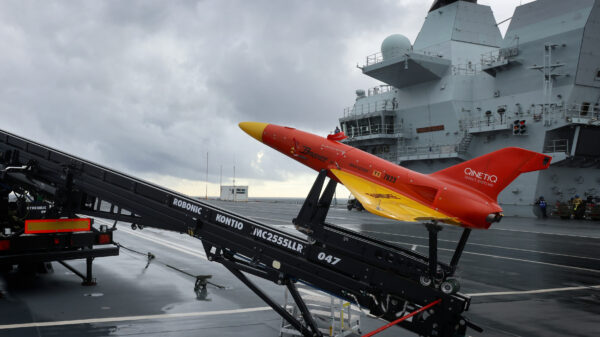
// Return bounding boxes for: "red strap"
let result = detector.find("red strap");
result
[362,299,442,337]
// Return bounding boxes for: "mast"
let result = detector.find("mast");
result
[205,152,209,200]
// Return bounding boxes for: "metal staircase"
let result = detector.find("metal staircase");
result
[458,132,473,154]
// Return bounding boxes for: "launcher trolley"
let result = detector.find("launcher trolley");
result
[0,128,480,337]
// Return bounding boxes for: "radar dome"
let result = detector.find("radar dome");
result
[381,34,411,60]
[355,89,366,99]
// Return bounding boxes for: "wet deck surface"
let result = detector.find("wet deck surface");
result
[1,200,599,336]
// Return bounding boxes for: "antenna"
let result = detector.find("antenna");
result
[233,165,236,202]
[205,152,209,200]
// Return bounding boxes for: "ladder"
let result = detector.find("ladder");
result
[280,284,361,337]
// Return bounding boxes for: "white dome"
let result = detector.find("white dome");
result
[381,34,411,60]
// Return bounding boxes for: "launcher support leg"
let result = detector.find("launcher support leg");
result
[449,228,471,275]
[313,177,337,224]
[83,257,96,286]
[294,169,337,235]
[224,265,315,337]
[294,170,327,233]
[286,280,323,337]
[425,222,442,282]
[58,259,96,286]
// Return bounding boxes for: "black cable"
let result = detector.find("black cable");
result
[114,241,225,289]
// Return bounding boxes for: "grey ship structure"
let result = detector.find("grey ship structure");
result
[339,0,600,216]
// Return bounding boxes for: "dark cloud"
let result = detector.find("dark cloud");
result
[0,0,431,189]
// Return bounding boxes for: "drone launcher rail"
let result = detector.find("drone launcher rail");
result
[0,129,473,337]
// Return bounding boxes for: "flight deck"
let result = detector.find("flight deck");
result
[1,200,598,337]
[1,0,599,335]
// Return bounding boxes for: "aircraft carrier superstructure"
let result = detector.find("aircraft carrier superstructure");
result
[339,0,600,216]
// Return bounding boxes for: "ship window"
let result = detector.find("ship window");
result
[596,68,600,80]
[581,102,590,116]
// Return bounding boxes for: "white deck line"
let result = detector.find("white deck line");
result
[390,240,600,273]
[0,307,272,330]
[468,284,600,297]
[117,227,207,260]
[357,229,600,261]
[4,222,597,330]
[246,216,599,261]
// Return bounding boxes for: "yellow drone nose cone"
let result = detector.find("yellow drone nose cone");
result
[239,122,268,143]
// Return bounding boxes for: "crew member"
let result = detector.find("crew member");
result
[334,126,341,134]
[536,196,547,219]
[573,195,582,210]
[573,194,583,219]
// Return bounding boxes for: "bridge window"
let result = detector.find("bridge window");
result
[581,102,590,116]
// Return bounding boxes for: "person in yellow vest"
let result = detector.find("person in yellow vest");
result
[572,195,583,219]
[573,195,582,210]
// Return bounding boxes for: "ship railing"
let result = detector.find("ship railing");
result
[463,111,561,129]
[531,103,600,120]
[365,49,409,66]
[460,103,600,131]
[480,46,519,66]
[366,85,394,96]
[544,139,569,154]
[365,51,384,66]
[343,100,396,117]
[345,124,400,138]
[462,117,510,129]
[452,63,482,75]
[397,144,459,156]
[563,103,600,120]
[461,103,599,127]
[363,48,442,67]
[378,153,398,162]
[480,50,498,65]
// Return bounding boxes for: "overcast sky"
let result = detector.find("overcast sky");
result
[0,0,533,198]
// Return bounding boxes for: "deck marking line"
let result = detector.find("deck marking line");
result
[339,223,600,240]
[120,229,207,259]
[469,284,600,297]
[118,226,206,255]
[357,229,600,261]
[491,227,600,239]
[327,216,353,220]
[249,216,290,224]
[460,250,600,273]
[118,227,207,260]
[390,241,600,273]
[0,307,273,330]
[298,287,329,299]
